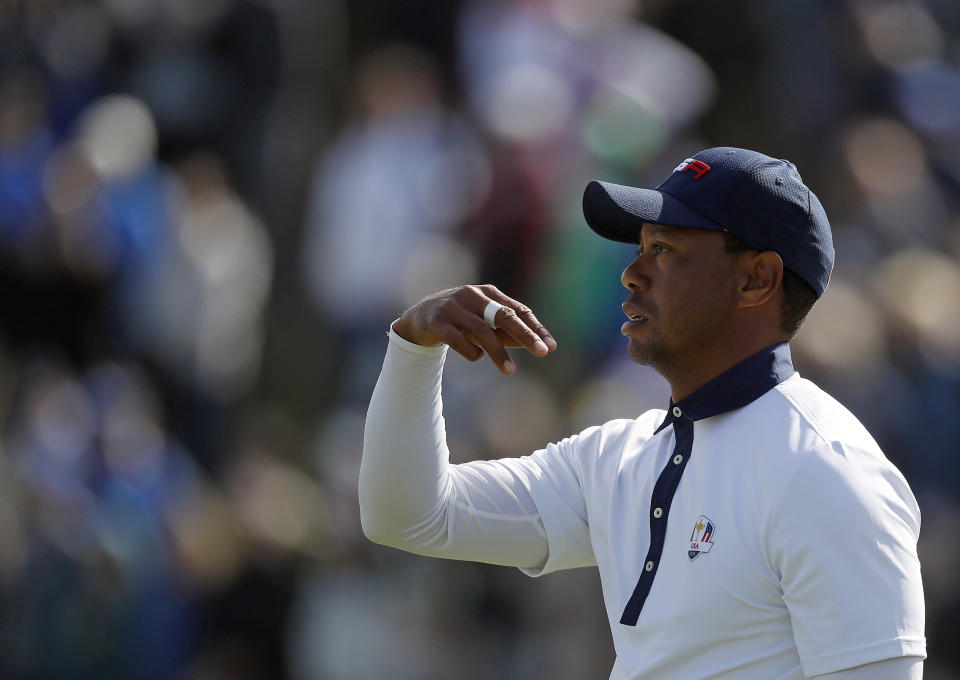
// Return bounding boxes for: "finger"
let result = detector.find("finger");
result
[482,286,557,350]
[487,305,549,357]
[436,321,485,363]
[481,287,557,354]
[463,331,515,375]
[447,303,516,374]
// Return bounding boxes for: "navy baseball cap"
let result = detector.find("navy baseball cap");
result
[582,147,834,297]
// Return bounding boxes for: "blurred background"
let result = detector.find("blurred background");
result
[0,0,957,678]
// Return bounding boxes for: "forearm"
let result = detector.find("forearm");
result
[359,327,452,545]
[359,326,549,568]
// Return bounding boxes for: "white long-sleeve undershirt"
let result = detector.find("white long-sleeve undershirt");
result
[359,326,549,569]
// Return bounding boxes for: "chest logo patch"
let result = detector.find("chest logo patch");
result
[688,515,715,561]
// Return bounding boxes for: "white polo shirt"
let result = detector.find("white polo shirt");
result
[360,332,926,679]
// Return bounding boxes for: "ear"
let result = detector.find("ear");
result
[737,251,783,309]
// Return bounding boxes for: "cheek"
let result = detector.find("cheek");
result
[668,266,737,325]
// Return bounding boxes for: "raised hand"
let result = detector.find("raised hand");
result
[392,285,557,374]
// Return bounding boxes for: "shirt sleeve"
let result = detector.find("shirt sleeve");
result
[767,440,926,677]
[810,656,922,680]
[359,325,594,572]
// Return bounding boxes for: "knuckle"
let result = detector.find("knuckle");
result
[514,304,532,317]
[426,307,447,326]
[499,307,518,321]
[467,316,494,336]
[443,327,466,345]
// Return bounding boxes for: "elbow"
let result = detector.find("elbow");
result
[357,478,404,548]
[359,505,420,550]
[357,484,382,544]
[357,456,448,551]
[358,503,394,547]
[358,483,445,552]
[357,461,386,544]
[359,514,382,545]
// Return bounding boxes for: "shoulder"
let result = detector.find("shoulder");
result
[732,373,892,472]
[709,373,921,540]
[764,374,920,536]
[774,374,881,451]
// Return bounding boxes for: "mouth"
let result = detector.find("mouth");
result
[622,302,650,322]
[621,302,651,335]
[621,312,649,335]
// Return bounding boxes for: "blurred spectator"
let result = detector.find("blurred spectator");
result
[0,70,53,252]
[301,43,489,399]
[121,150,273,403]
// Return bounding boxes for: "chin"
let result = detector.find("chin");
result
[627,338,664,367]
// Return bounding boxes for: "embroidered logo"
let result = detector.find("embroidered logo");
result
[688,515,715,560]
[673,158,711,180]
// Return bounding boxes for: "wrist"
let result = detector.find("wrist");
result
[391,317,441,347]
[388,320,448,359]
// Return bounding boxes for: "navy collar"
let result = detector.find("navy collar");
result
[655,343,795,433]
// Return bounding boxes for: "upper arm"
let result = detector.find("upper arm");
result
[400,456,553,568]
[768,444,925,677]
[381,434,596,572]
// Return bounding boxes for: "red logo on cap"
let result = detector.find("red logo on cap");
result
[679,159,711,180]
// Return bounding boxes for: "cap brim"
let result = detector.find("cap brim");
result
[582,180,724,243]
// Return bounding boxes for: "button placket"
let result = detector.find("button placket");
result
[618,343,796,627]
[620,415,694,626]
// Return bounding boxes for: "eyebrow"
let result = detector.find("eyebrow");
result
[640,224,689,241]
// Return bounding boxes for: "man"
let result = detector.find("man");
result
[359,147,926,679]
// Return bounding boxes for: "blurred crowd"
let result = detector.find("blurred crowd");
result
[0,0,958,678]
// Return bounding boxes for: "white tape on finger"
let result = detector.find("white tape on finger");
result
[483,301,504,329]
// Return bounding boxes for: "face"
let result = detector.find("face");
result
[620,223,741,372]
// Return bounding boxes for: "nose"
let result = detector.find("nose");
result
[621,255,650,291]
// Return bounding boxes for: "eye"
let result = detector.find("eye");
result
[636,241,670,256]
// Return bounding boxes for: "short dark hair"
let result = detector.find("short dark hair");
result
[721,231,818,338]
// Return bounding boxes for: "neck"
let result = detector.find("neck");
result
[662,334,788,402]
